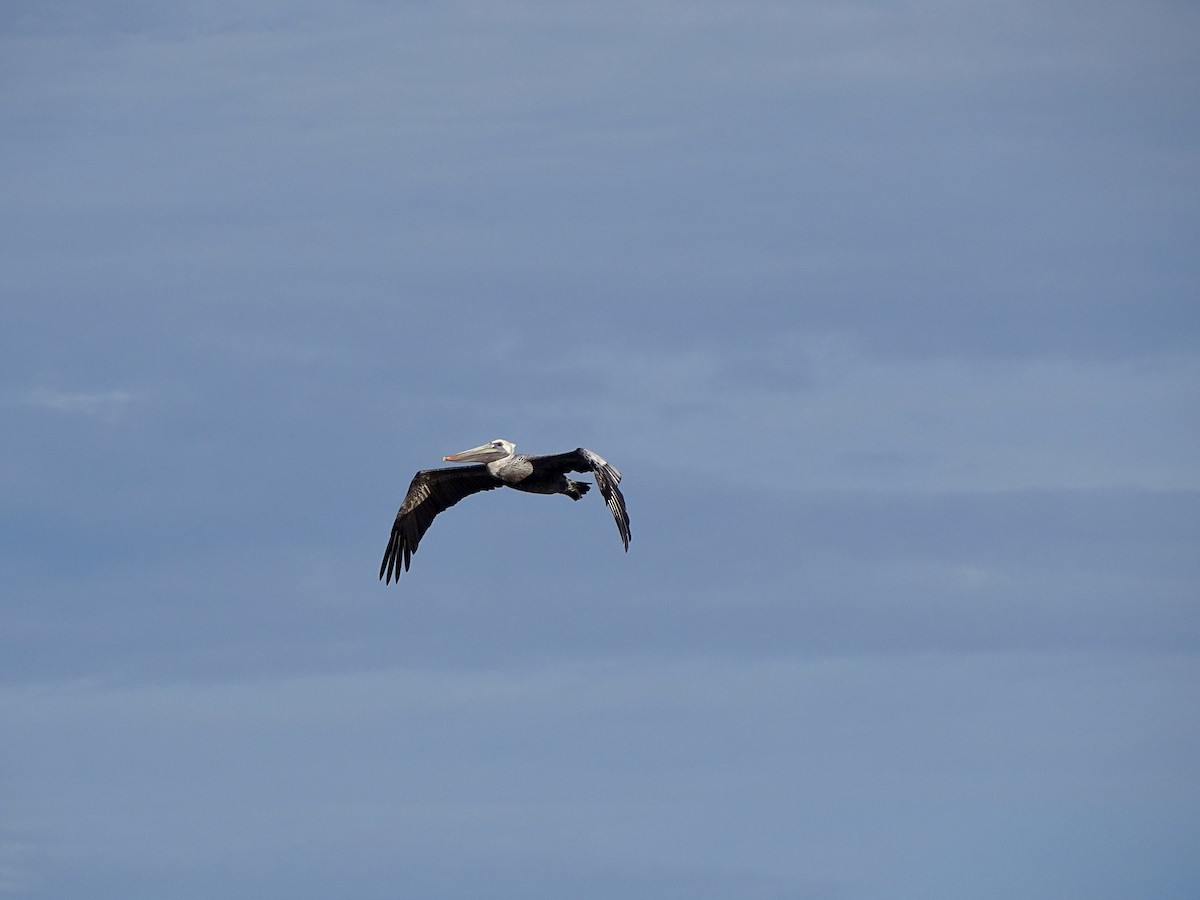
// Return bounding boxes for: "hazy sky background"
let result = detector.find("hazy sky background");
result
[3,1,1198,897]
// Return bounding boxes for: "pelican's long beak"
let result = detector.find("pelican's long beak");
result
[443,442,503,463]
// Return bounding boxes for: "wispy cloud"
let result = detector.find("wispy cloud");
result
[539,341,1200,492]
[13,388,135,415]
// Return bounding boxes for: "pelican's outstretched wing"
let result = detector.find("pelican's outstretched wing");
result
[530,448,631,551]
[379,465,502,583]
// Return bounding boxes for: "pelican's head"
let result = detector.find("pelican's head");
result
[443,438,515,464]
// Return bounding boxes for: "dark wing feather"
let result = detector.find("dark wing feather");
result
[379,465,502,583]
[530,448,631,551]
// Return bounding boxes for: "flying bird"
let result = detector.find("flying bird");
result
[379,439,631,583]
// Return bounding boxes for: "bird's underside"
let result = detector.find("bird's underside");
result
[379,441,630,584]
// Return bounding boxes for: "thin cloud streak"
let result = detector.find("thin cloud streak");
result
[11,388,135,415]
[549,343,1200,492]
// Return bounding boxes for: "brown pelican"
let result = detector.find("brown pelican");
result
[379,439,630,583]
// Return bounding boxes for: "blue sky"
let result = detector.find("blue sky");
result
[2,1,1198,897]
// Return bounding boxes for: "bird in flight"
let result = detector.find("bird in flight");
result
[379,439,631,583]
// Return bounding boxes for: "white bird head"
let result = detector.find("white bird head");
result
[443,438,515,464]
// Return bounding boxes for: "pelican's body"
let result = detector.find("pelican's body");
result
[379,439,630,583]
